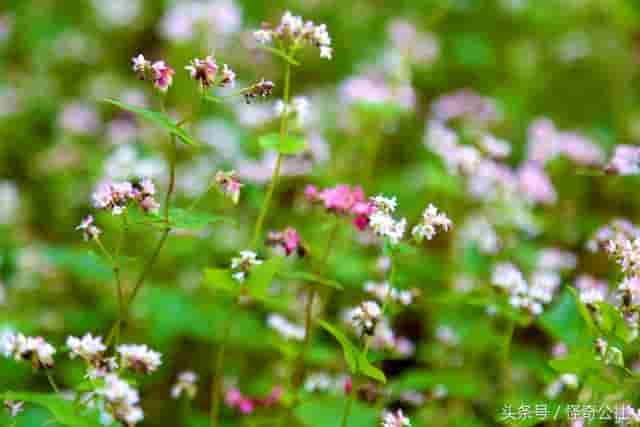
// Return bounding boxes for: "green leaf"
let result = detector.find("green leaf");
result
[294,397,377,427]
[203,268,239,294]
[246,257,284,300]
[568,287,598,333]
[103,98,196,146]
[256,45,300,66]
[318,320,358,373]
[258,133,306,155]
[1,392,106,427]
[358,352,386,383]
[389,370,486,399]
[595,301,637,343]
[278,271,344,290]
[538,289,593,350]
[168,208,236,230]
[549,351,604,377]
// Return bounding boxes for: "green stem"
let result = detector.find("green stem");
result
[340,340,370,427]
[287,219,340,416]
[210,300,239,427]
[105,136,177,346]
[46,371,59,393]
[501,319,515,392]
[250,61,291,250]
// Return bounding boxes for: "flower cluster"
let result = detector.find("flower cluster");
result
[171,371,199,399]
[131,54,175,92]
[364,280,417,306]
[575,275,609,306]
[371,319,415,357]
[0,331,55,369]
[185,55,235,89]
[411,204,452,243]
[607,144,640,175]
[368,195,407,245]
[225,386,282,414]
[254,11,332,59]
[243,78,275,104]
[267,314,305,341]
[67,333,106,364]
[116,344,162,374]
[230,250,263,283]
[346,300,382,337]
[91,178,159,216]
[491,263,561,316]
[382,409,411,427]
[97,374,144,426]
[266,227,303,256]
[304,372,351,394]
[215,170,243,204]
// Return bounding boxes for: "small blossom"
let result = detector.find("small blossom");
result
[244,78,275,104]
[267,314,305,341]
[4,400,24,418]
[608,144,640,175]
[347,301,382,336]
[382,409,411,427]
[267,227,303,256]
[116,344,162,374]
[230,250,263,283]
[131,54,174,92]
[411,203,451,242]
[253,11,332,59]
[171,371,199,399]
[215,170,243,204]
[75,215,102,241]
[185,56,234,89]
[67,333,106,363]
[97,374,144,425]
[364,281,417,306]
[1,333,56,369]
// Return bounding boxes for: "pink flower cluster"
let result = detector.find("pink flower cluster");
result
[131,54,175,93]
[92,178,159,215]
[431,89,499,123]
[527,118,605,166]
[267,227,303,256]
[304,184,373,230]
[225,386,282,414]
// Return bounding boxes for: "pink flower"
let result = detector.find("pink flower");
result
[304,185,318,200]
[152,61,175,92]
[343,377,353,394]
[517,163,557,205]
[267,227,303,256]
[238,398,255,414]
[225,388,242,406]
[608,144,640,175]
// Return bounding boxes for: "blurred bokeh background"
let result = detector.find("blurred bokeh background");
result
[3,0,640,426]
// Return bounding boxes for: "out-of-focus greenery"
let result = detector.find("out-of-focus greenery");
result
[3,0,640,426]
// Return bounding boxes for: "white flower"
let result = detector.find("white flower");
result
[230,250,263,283]
[371,195,397,213]
[97,374,144,425]
[1,333,56,369]
[412,204,451,242]
[491,263,527,294]
[116,344,162,374]
[320,45,333,59]
[364,281,416,306]
[347,301,382,336]
[171,371,199,399]
[67,333,105,362]
[4,400,24,418]
[267,314,305,341]
[382,409,411,427]
[253,29,272,44]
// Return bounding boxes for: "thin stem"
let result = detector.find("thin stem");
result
[250,61,291,249]
[105,135,177,345]
[210,300,238,427]
[501,319,515,392]
[340,339,370,427]
[46,371,59,393]
[291,219,340,395]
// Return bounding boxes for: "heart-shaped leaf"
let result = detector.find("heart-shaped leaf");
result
[318,320,358,373]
